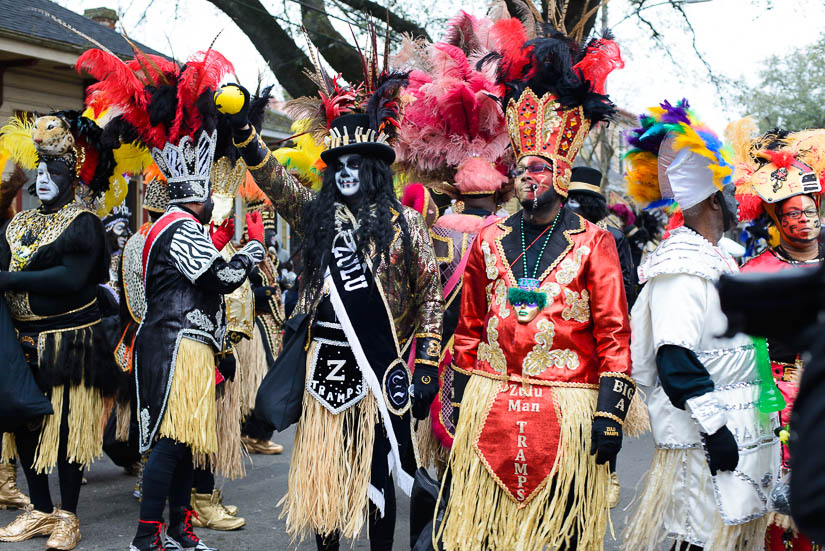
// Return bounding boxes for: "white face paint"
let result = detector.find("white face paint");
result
[334,154,361,197]
[36,161,59,203]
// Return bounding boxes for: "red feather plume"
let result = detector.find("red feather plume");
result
[489,18,531,83]
[572,38,624,96]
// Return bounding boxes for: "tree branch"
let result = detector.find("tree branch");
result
[300,0,362,83]
[333,0,431,41]
[206,0,315,98]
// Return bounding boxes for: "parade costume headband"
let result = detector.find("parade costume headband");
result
[726,117,825,223]
[284,26,407,165]
[77,46,235,204]
[625,99,734,210]
[500,27,623,197]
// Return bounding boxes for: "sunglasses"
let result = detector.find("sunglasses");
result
[510,162,553,178]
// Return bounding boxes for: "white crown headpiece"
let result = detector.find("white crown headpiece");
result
[151,130,217,204]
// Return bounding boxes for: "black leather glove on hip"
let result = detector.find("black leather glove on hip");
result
[702,425,739,475]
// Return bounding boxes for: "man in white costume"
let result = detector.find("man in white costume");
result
[621,100,779,551]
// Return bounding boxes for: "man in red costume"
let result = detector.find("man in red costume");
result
[731,122,825,551]
[437,28,644,551]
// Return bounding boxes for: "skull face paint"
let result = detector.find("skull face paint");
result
[36,161,59,202]
[777,194,821,244]
[334,154,362,197]
[36,160,74,208]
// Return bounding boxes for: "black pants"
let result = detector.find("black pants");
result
[192,462,214,495]
[314,481,396,551]
[139,438,194,522]
[241,411,274,441]
[15,386,84,514]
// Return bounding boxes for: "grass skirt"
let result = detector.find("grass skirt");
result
[622,448,768,551]
[158,338,217,461]
[438,375,649,551]
[2,383,106,473]
[236,324,269,419]
[279,342,379,543]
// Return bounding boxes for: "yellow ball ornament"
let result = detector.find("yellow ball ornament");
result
[779,429,790,444]
[214,85,244,115]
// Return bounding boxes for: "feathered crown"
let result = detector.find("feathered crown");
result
[393,11,510,196]
[76,46,235,204]
[726,117,825,222]
[495,22,622,196]
[283,25,408,164]
[625,99,733,208]
[103,203,132,229]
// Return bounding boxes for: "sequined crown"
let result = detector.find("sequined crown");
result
[506,90,590,196]
[151,130,217,204]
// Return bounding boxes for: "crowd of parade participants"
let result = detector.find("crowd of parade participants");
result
[0,5,824,551]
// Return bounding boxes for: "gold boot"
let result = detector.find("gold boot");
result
[608,471,621,509]
[241,436,283,455]
[190,490,245,531]
[0,463,30,510]
[46,509,81,550]
[0,504,56,542]
[213,489,238,517]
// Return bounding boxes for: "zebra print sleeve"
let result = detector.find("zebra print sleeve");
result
[169,220,221,283]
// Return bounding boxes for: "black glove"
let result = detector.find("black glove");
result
[215,83,251,134]
[451,370,470,427]
[412,365,438,420]
[253,286,278,313]
[590,417,622,465]
[702,425,739,475]
[217,353,237,382]
[590,372,635,464]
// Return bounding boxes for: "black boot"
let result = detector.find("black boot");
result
[130,519,166,551]
[165,507,217,551]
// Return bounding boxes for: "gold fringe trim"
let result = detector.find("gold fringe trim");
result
[279,343,378,543]
[115,400,131,442]
[416,413,449,476]
[438,376,610,551]
[236,324,268,418]
[158,338,218,459]
[622,448,683,551]
[1,433,17,464]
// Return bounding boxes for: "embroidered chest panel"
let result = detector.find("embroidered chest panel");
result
[5,202,88,272]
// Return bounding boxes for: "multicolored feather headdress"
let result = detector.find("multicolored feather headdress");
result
[495,21,623,196]
[76,46,235,204]
[625,99,734,210]
[283,25,408,165]
[725,117,825,222]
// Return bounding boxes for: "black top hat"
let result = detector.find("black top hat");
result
[568,166,604,198]
[320,113,396,165]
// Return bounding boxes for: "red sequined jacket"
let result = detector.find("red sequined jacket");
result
[453,207,631,386]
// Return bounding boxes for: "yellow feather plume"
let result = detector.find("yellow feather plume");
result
[96,142,152,217]
[0,116,37,170]
[624,151,661,203]
[787,129,825,179]
[274,119,325,190]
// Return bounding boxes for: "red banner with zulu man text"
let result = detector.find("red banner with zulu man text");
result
[473,382,562,506]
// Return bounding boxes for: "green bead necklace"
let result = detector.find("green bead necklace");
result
[520,209,562,284]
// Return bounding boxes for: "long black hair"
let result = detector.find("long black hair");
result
[301,155,413,302]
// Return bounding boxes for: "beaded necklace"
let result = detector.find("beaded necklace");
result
[520,209,562,283]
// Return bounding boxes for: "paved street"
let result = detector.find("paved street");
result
[2,429,655,550]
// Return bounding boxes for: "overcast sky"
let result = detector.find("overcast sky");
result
[59,0,825,132]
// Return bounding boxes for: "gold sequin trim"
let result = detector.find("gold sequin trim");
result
[555,246,590,285]
[477,316,507,374]
[481,240,498,280]
[522,319,580,376]
[561,288,590,323]
[247,148,272,171]
[232,127,257,149]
